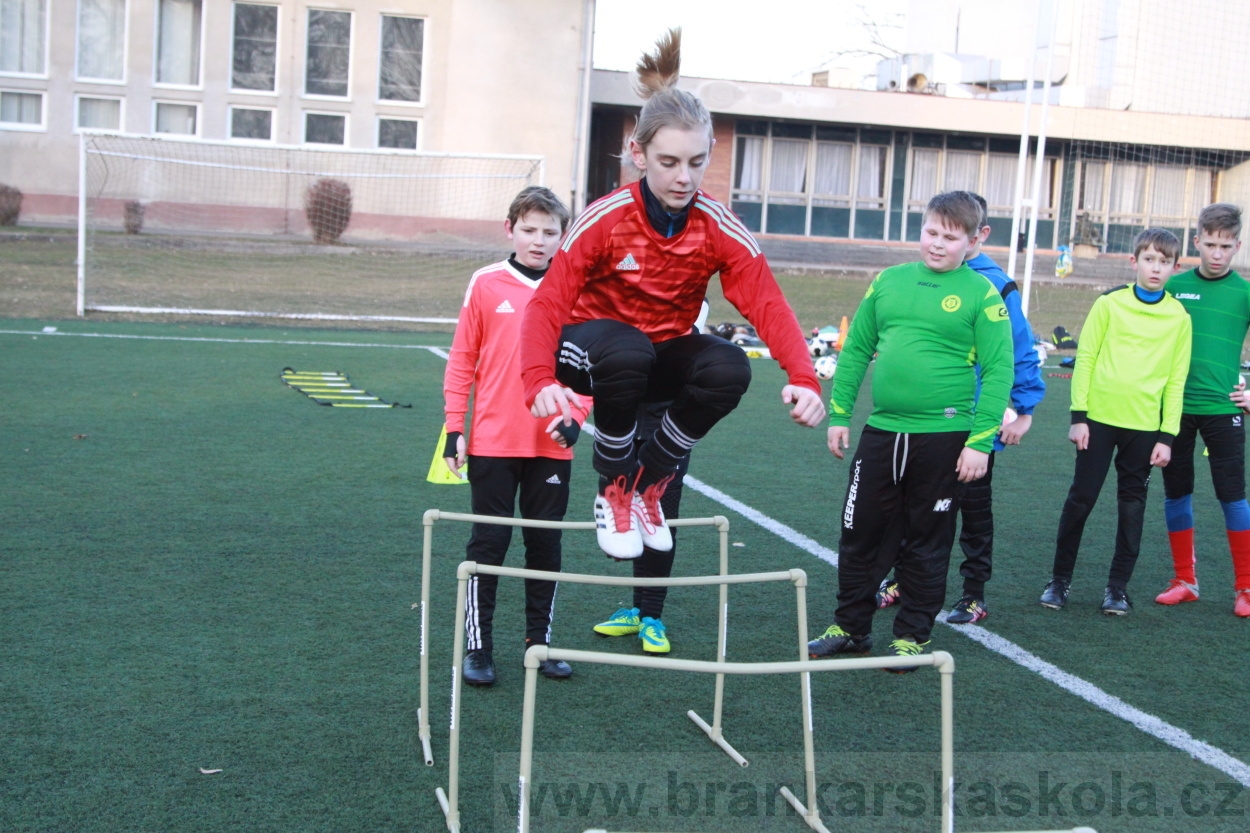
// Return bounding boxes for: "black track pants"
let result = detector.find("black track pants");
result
[464,455,571,652]
[833,427,968,642]
[1051,419,1155,590]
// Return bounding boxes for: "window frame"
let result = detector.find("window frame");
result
[302,7,353,101]
[376,12,425,107]
[73,93,124,133]
[229,1,279,96]
[75,0,129,85]
[376,114,420,150]
[228,104,276,143]
[0,0,50,78]
[152,98,201,137]
[302,109,347,145]
[0,87,44,130]
[152,0,204,90]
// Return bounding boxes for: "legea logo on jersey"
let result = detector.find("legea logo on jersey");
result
[941,295,961,312]
[1175,293,1201,300]
[495,299,516,313]
[616,253,641,271]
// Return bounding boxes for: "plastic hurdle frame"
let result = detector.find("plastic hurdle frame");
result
[435,561,813,833]
[516,644,956,833]
[417,510,730,767]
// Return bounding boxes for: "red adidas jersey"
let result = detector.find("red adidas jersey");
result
[520,180,819,406]
[445,260,589,459]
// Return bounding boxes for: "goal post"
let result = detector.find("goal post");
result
[77,132,543,326]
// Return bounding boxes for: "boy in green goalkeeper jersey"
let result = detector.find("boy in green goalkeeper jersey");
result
[809,191,1013,671]
[1040,228,1192,616]
[1154,203,1250,617]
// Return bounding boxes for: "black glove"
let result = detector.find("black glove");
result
[443,431,462,459]
[554,421,580,447]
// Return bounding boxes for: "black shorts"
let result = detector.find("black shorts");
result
[1162,412,1246,503]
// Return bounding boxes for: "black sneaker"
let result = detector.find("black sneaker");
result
[883,635,930,674]
[1101,586,1133,616]
[462,650,496,687]
[808,624,873,658]
[538,659,573,679]
[1039,578,1071,610]
[946,595,987,625]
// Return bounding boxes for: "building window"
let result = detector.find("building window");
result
[943,150,981,192]
[305,111,344,144]
[231,106,272,140]
[0,0,47,75]
[155,0,201,86]
[77,0,126,81]
[0,88,40,126]
[379,15,422,102]
[856,144,888,209]
[154,101,197,134]
[813,142,852,207]
[733,135,764,197]
[378,117,417,149]
[232,3,277,92]
[76,95,121,130]
[305,9,350,97]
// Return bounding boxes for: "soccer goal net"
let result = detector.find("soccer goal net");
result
[1041,1,1250,266]
[77,133,543,326]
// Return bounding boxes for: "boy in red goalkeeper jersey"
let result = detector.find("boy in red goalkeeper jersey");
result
[520,29,823,568]
[443,187,588,687]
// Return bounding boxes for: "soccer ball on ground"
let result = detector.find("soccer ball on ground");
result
[814,355,837,380]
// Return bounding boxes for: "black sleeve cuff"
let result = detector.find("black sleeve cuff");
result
[1070,411,1088,425]
[1157,432,1175,448]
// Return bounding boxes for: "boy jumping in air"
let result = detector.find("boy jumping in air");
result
[1154,203,1250,617]
[809,191,1013,671]
[442,187,587,687]
[1040,228,1192,615]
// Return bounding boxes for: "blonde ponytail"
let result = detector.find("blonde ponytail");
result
[627,28,713,155]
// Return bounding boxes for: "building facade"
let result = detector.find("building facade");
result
[0,0,591,221]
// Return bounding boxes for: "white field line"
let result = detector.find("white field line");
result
[0,329,449,352]
[587,438,1250,784]
[15,327,1248,784]
[681,475,839,569]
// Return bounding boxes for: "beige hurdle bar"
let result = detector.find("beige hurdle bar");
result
[418,510,730,767]
[583,826,1098,832]
[518,645,956,833]
[435,561,812,833]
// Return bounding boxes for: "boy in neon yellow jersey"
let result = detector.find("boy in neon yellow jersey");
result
[809,191,1013,671]
[1154,204,1250,617]
[1040,228,1192,615]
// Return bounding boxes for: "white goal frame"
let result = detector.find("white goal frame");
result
[76,131,543,322]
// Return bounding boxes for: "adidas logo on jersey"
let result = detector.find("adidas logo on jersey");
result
[546,474,562,485]
[616,253,641,271]
[495,299,515,313]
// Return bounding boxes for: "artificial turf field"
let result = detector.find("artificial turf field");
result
[3,318,1249,833]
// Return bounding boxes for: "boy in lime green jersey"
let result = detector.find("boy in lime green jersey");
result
[1040,228,1192,615]
[809,191,1013,671]
[1155,203,1250,617]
